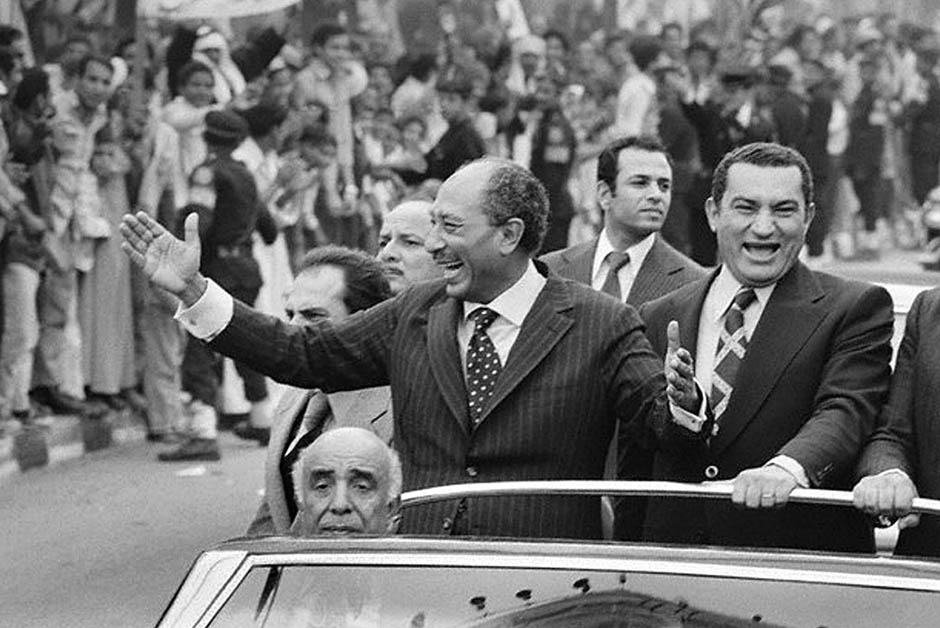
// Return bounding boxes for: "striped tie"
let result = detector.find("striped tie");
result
[466,307,501,430]
[601,251,631,300]
[711,288,757,423]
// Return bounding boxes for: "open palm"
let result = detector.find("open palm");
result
[121,211,201,294]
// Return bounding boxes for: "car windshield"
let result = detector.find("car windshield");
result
[208,561,940,627]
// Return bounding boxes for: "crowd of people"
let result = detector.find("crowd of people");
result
[1,4,939,556]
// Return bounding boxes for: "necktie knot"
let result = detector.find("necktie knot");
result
[732,288,757,312]
[469,307,499,334]
[607,250,631,273]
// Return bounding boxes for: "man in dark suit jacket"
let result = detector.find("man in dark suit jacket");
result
[542,135,706,539]
[638,143,893,552]
[122,158,701,540]
[246,246,394,536]
[854,286,940,557]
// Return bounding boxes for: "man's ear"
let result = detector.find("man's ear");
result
[498,217,525,255]
[386,496,402,534]
[804,201,816,231]
[596,181,613,211]
[704,196,719,233]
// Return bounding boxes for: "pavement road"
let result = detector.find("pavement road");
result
[0,433,266,628]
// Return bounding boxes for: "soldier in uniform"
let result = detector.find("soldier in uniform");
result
[158,110,277,462]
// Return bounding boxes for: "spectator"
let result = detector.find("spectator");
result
[293,23,368,200]
[423,76,486,182]
[162,60,218,178]
[613,35,664,139]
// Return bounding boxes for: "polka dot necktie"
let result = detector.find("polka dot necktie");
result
[710,288,757,424]
[600,250,631,300]
[466,307,502,430]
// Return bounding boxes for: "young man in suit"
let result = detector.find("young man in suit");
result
[542,135,705,308]
[542,135,706,539]
[122,157,699,540]
[247,246,393,536]
[639,142,894,552]
[854,286,940,558]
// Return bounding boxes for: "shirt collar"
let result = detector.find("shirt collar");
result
[591,229,657,281]
[463,260,546,327]
[708,265,776,323]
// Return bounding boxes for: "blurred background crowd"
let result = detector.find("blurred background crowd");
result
[1,0,939,440]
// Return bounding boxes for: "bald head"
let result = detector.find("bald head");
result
[292,427,402,536]
[377,200,442,295]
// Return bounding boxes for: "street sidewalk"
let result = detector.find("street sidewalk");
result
[0,408,148,485]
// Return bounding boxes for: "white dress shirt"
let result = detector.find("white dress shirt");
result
[686,266,808,486]
[590,230,656,300]
[457,260,546,377]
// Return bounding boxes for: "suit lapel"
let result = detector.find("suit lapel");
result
[558,239,596,283]
[477,276,575,425]
[327,386,392,442]
[711,264,827,455]
[267,387,319,532]
[657,271,714,362]
[427,298,470,433]
[629,237,671,306]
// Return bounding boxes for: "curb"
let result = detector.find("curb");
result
[0,408,148,484]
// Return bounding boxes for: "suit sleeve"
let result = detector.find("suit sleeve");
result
[210,293,398,392]
[777,284,894,486]
[857,291,923,479]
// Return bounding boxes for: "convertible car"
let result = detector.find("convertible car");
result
[157,481,940,628]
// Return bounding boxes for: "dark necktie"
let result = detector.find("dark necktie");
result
[711,288,757,422]
[466,307,501,430]
[601,250,631,300]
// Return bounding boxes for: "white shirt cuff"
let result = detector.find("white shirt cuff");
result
[174,278,234,341]
[767,456,810,487]
[668,380,709,433]
[877,468,911,481]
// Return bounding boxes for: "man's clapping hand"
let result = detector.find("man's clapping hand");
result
[120,211,206,306]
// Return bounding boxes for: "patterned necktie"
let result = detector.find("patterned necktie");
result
[466,307,502,430]
[711,288,758,422]
[601,251,631,300]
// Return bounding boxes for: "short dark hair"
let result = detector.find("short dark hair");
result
[298,246,391,313]
[77,54,113,79]
[596,135,672,191]
[311,23,347,49]
[687,40,717,65]
[407,53,438,82]
[0,25,23,48]
[711,142,814,206]
[468,158,549,255]
[629,36,663,72]
[13,68,49,111]
[176,60,213,90]
[240,102,288,138]
[298,123,337,147]
[543,29,569,52]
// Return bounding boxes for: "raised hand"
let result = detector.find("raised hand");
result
[120,211,201,298]
[664,320,700,414]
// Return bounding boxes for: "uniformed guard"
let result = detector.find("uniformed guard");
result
[159,110,276,462]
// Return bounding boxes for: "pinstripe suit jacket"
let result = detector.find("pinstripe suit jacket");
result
[541,235,707,540]
[639,263,893,552]
[246,386,393,536]
[858,287,940,557]
[210,263,673,539]
[540,235,707,307]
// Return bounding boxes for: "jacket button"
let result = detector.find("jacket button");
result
[704,465,719,480]
[442,518,453,531]
[466,466,478,478]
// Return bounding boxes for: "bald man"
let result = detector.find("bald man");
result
[377,200,442,295]
[291,427,402,536]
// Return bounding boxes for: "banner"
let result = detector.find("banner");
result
[137,0,301,20]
